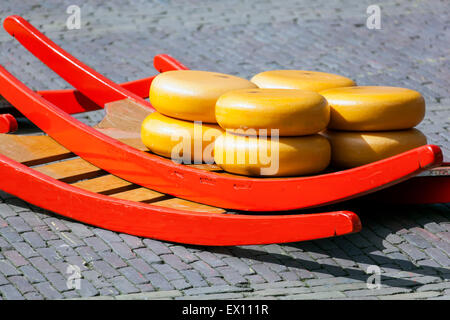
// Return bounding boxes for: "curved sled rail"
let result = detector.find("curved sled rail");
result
[0,64,443,211]
[0,152,361,246]
[35,53,186,115]
[3,15,161,109]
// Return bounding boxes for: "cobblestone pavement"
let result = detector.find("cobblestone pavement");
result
[0,0,449,300]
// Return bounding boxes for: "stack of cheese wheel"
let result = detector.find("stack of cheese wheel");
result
[320,86,427,168]
[214,88,331,176]
[141,70,257,163]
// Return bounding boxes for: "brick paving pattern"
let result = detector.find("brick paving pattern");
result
[0,0,449,300]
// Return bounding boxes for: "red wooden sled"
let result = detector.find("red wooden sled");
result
[0,15,446,213]
[0,133,362,245]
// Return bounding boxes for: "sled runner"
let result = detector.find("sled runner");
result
[0,132,361,245]
[0,15,446,213]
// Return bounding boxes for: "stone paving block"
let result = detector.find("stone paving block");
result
[3,250,29,267]
[398,243,428,261]
[142,239,171,255]
[169,245,198,264]
[111,276,139,295]
[183,284,253,296]
[280,290,346,300]
[0,227,22,244]
[127,258,154,275]
[416,281,450,292]
[0,203,16,218]
[134,248,163,264]
[378,291,442,300]
[146,272,174,291]
[92,229,123,244]
[0,284,24,300]
[180,269,209,288]
[83,236,110,252]
[59,232,84,248]
[36,247,63,264]
[75,246,100,263]
[161,254,191,271]
[22,231,46,248]
[424,247,450,267]
[44,218,70,233]
[34,282,64,299]
[345,287,411,298]
[34,225,59,241]
[12,242,38,259]
[77,279,99,297]
[195,251,227,268]
[19,265,46,284]
[6,216,32,233]
[0,260,20,277]
[119,266,148,285]
[65,222,94,238]
[8,275,35,294]
[98,250,127,268]
[191,260,221,278]
[119,234,144,249]
[109,241,136,260]
[23,291,44,300]
[116,290,182,300]
[91,260,120,279]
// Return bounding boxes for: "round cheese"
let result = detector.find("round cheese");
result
[251,70,355,92]
[149,70,257,123]
[141,112,223,163]
[214,132,331,176]
[321,86,425,131]
[215,88,329,136]
[322,128,428,168]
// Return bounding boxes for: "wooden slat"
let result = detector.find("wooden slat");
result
[110,187,167,202]
[96,99,152,133]
[151,197,226,213]
[73,173,226,213]
[33,158,104,183]
[0,134,73,165]
[71,174,136,194]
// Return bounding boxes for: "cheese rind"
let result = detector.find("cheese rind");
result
[321,86,425,131]
[214,132,331,176]
[215,88,330,136]
[141,112,223,163]
[322,128,428,168]
[149,70,257,123]
[251,70,355,92]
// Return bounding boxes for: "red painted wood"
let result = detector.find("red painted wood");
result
[36,54,187,114]
[0,65,442,212]
[3,15,155,110]
[0,114,18,133]
[153,54,189,72]
[0,152,361,245]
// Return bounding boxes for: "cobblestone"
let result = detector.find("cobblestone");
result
[0,0,449,300]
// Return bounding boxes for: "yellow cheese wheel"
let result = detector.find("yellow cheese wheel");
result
[141,112,223,163]
[321,86,425,131]
[149,70,257,123]
[214,132,331,177]
[251,70,355,92]
[322,129,427,168]
[215,88,330,136]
